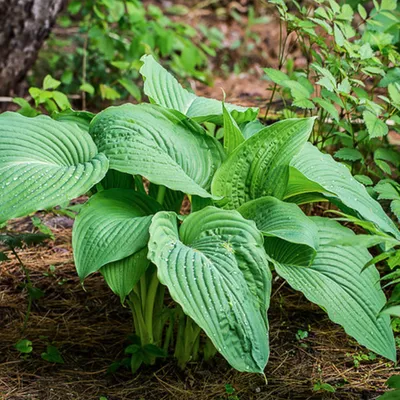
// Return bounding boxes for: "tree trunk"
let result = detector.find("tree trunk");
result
[0,0,66,96]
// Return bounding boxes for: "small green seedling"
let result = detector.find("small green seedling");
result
[43,265,56,278]
[295,329,309,341]
[31,216,55,240]
[41,345,64,364]
[348,351,377,368]
[225,383,240,400]
[313,381,336,393]
[15,339,33,354]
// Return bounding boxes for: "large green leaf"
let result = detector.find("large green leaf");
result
[289,143,400,239]
[140,55,258,124]
[211,118,315,209]
[51,109,95,132]
[0,112,109,224]
[148,207,271,373]
[222,103,245,154]
[101,248,150,302]
[240,120,265,139]
[283,167,331,205]
[285,192,329,205]
[238,197,319,266]
[275,217,396,362]
[90,103,225,198]
[283,167,331,200]
[73,189,160,279]
[179,207,272,316]
[100,169,135,190]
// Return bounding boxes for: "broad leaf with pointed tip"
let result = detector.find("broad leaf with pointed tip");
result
[275,217,396,362]
[284,167,331,201]
[51,109,95,132]
[73,189,160,279]
[289,143,400,239]
[211,118,315,209]
[284,192,329,205]
[179,207,272,316]
[239,197,319,266]
[100,169,135,190]
[240,120,265,139]
[140,55,258,124]
[90,104,225,198]
[148,207,271,373]
[101,248,150,302]
[222,103,244,154]
[0,112,109,224]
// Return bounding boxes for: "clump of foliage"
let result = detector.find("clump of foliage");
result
[1,56,399,374]
[265,0,400,322]
[33,0,214,106]
[14,75,72,117]
[265,0,400,190]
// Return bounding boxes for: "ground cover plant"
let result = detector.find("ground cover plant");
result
[1,55,399,380]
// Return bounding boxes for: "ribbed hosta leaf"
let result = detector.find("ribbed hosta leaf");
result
[284,167,331,201]
[238,197,319,266]
[211,118,315,209]
[275,217,396,361]
[148,207,271,373]
[90,103,225,198]
[179,207,272,316]
[101,248,149,302]
[284,166,331,205]
[100,169,135,190]
[285,192,329,205]
[73,189,160,279]
[240,120,265,139]
[140,55,259,124]
[52,109,95,132]
[0,112,109,224]
[223,103,244,154]
[289,143,400,239]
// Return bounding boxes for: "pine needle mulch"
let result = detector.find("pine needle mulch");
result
[0,215,398,400]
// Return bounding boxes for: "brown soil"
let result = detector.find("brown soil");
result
[0,213,398,400]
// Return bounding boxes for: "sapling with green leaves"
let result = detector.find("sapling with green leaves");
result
[265,0,400,200]
[0,55,398,374]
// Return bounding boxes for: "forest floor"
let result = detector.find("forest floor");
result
[1,2,400,400]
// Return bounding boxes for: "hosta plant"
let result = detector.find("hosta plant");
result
[0,55,398,374]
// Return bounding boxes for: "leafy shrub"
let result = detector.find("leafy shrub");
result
[1,56,398,374]
[265,0,400,199]
[32,0,215,106]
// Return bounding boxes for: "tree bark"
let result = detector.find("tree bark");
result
[0,0,66,96]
